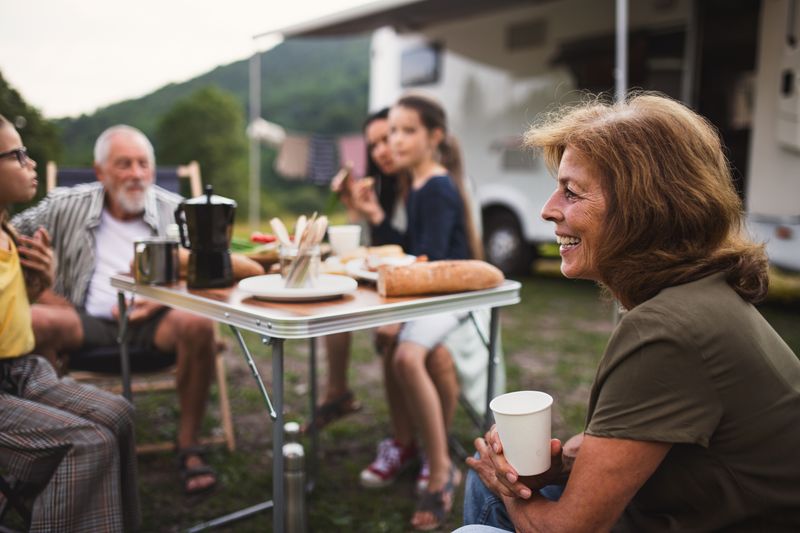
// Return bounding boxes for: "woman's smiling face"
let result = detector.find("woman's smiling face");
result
[540,146,608,281]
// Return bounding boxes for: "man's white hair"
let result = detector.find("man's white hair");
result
[93,125,155,166]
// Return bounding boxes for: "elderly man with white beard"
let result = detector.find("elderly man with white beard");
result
[12,125,219,495]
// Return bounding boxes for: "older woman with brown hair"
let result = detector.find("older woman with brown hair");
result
[457,93,800,532]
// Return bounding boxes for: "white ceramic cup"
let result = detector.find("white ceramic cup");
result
[327,225,361,257]
[490,390,553,476]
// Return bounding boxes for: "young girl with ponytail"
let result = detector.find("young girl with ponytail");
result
[352,94,487,530]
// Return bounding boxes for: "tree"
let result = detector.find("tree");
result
[155,86,248,207]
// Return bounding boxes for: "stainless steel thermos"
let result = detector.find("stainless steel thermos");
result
[283,422,307,533]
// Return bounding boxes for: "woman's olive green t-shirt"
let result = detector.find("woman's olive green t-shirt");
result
[586,273,800,532]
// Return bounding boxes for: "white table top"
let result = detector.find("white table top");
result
[111,274,521,339]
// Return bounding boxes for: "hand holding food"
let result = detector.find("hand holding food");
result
[350,177,384,225]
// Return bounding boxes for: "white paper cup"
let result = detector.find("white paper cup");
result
[490,390,553,476]
[327,225,361,257]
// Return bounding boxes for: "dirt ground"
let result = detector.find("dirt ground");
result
[132,270,798,532]
[131,274,615,532]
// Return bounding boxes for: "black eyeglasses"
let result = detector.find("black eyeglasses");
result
[0,147,30,168]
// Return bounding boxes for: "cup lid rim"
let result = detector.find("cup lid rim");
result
[490,390,553,415]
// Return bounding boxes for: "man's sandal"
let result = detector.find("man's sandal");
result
[411,464,462,531]
[177,446,218,496]
[302,390,362,433]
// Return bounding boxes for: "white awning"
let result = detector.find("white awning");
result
[256,0,539,39]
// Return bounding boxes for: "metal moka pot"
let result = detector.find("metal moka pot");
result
[174,185,237,288]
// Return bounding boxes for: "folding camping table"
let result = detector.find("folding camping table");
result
[111,273,520,531]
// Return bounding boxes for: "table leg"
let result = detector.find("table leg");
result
[188,330,283,532]
[116,291,132,402]
[308,338,318,490]
[229,327,276,420]
[485,307,501,431]
[271,338,285,533]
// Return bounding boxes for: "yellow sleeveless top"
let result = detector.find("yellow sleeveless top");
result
[0,234,34,358]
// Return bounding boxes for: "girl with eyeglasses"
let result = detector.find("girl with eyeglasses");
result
[0,145,30,168]
[0,114,141,531]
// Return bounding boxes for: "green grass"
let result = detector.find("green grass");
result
[133,265,800,532]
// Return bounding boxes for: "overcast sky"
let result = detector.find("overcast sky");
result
[0,0,377,118]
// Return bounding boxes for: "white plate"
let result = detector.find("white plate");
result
[238,274,358,302]
[345,255,416,282]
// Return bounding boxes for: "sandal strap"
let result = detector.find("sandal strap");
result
[414,464,461,524]
[415,490,447,523]
[304,390,361,432]
[181,464,215,479]
[442,463,457,493]
[177,445,213,478]
[317,391,359,416]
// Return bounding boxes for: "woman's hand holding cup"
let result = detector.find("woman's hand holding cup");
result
[468,426,564,500]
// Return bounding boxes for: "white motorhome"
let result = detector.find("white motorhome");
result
[265,0,800,274]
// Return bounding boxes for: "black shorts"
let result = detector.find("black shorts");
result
[75,308,175,373]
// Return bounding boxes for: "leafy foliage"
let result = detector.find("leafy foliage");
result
[156,87,248,204]
[52,36,370,221]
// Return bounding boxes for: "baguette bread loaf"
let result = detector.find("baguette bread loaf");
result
[377,260,504,297]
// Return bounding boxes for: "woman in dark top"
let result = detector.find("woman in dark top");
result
[352,94,484,530]
[363,108,400,244]
[314,108,404,431]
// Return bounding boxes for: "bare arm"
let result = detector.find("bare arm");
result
[505,435,670,532]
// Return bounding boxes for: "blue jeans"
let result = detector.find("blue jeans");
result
[459,467,564,532]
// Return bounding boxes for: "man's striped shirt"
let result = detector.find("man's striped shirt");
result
[12,182,181,308]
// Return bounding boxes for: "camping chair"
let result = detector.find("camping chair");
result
[0,457,58,533]
[45,160,203,197]
[0,472,34,533]
[44,162,235,453]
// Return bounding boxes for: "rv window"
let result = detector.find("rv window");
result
[401,43,442,87]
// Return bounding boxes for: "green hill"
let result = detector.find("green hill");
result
[56,36,370,167]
